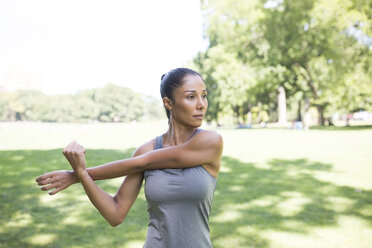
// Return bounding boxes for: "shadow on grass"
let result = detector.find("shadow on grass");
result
[210,156,372,247]
[0,148,148,248]
[1,149,372,248]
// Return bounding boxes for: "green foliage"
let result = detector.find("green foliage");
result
[81,84,146,122]
[191,52,223,123]
[195,0,372,125]
[0,84,163,122]
[192,44,257,123]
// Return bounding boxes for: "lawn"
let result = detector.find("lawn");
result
[1,121,372,248]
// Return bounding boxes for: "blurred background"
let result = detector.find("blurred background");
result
[0,0,371,248]
[1,0,371,128]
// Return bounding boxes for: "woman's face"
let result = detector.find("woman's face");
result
[168,75,208,127]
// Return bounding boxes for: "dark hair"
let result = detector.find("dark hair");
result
[160,68,203,123]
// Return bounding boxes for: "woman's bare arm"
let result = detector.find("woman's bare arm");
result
[36,130,223,191]
[74,130,222,178]
[76,171,142,227]
[36,140,156,194]
[64,142,152,227]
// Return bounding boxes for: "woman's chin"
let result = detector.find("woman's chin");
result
[193,120,203,127]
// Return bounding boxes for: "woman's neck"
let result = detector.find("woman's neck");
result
[163,120,198,147]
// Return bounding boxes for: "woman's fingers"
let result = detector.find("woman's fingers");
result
[35,140,86,195]
[37,170,75,195]
[37,177,53,186]
[40,180,63,194]
[40,182,57,191]
[63,140,85,155]
[35,171,55,183]
[62,141,87,173]
[48,185,67,195]
[37,175,56,186]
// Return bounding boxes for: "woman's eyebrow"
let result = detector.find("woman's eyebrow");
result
[183,90,208,93]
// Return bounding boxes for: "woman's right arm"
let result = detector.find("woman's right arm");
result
[68,143,148,227]
[77,170,144,227]
[37,141,153,227]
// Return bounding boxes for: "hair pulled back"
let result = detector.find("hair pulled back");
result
[160,68,203,123]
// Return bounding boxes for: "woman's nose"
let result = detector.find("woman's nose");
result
[196,96,205,109]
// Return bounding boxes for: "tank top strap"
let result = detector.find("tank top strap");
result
[154,135,163,150]
[191,128,203,138]
[155,128,203,150]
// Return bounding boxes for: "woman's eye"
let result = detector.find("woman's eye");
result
[187,94,207,99]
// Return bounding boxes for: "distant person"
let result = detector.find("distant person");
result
[35,68,223,248]
[290,119,303,130]
[346,113,353,126]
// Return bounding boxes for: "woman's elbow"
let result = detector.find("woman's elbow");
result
[110,221,121,227]
[109,214,126,227]
[109,218,123,227]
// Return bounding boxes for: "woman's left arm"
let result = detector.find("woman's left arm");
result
[65,131,223,177]
[143,130,223,170]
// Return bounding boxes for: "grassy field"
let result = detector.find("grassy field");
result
[1,121,372,248]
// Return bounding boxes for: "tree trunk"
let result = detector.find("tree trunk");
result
[297,99,302,121]
[232,105,240,124]
[277,86,287,125]
[316,105,325,126]
[303,97,311,130]
[299,64,326,126]
[242,102,251,124]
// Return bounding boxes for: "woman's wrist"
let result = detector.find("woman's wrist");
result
[74,169,89,180]
[68,170,80,184]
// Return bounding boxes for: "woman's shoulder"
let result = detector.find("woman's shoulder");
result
[194,129,223,178]
[132,129,223,156]
[132,138,156,157]
[194,129,223,146]
[188,129,223,158]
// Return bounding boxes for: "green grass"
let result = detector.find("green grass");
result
[1,122,372,248]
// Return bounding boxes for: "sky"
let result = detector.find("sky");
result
[0,0,208,98]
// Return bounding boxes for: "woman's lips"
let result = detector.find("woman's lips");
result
[193,115,204,119]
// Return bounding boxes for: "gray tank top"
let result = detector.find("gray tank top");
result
[143,128,217,248]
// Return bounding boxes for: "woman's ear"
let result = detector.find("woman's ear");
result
[163,97,173,110]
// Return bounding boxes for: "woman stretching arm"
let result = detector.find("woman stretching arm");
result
[36,68,223,248]
[40,128,221,226]
[36,129,222,194]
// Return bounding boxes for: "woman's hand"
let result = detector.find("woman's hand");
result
[35,170,79,195]
[63,140,87,176]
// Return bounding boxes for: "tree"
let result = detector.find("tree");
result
[0,84,159,123]
[193,44,256,124]
[80,84,145,122]
[195,0,372,125]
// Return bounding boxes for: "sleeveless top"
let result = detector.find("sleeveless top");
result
[143,128,217,248]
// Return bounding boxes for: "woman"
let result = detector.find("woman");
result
[35,68,223,248]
